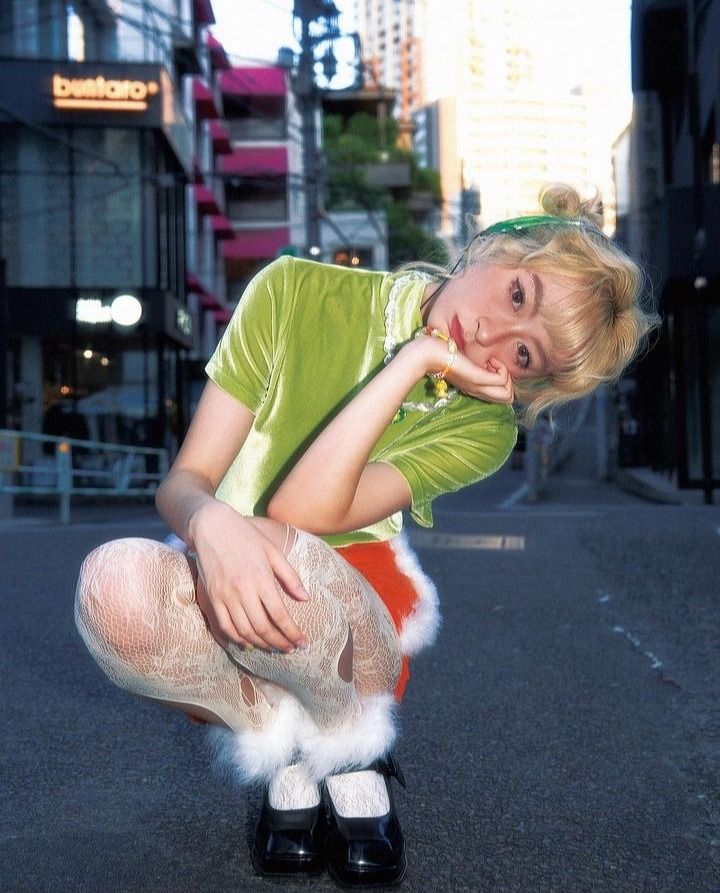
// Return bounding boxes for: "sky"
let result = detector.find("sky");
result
[210,0,633,99]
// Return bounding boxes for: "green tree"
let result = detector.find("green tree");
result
[323,112,448,267]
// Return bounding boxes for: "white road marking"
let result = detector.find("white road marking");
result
[410,531,526,551]
[612,625,663,669]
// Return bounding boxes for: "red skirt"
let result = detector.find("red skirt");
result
[335,539,424,701]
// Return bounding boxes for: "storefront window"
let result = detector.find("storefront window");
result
[74,129,143,288]
[0,129,73,287]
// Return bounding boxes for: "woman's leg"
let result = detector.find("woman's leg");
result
[74,537,273,733]
[74,522,402,781]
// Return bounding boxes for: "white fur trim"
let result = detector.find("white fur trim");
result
[297,694,397,783]
[207,694,303,786]
[389,532,442,656]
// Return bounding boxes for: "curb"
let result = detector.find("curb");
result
[615,468,684,505]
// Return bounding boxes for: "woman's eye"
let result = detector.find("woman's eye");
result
[510,279,525,310]
[517,343,531,369]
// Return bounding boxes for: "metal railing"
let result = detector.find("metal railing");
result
[0,429,169,524]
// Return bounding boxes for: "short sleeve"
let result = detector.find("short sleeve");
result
[205,257,293,412]
[373,403,517,527]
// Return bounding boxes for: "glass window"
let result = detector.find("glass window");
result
[73,129,143,288]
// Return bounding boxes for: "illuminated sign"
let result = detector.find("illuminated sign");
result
[52,74,159,111]
[76,295,143,326]
[76,299,112,324]
[176,307,192,337]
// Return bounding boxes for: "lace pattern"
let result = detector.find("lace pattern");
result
[74,532,402,743]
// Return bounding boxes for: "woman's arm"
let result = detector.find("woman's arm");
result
[266,335,514,534]
[156,381,309,653]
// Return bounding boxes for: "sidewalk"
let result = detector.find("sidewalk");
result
[0,496,163,531]
[616,465,719,505]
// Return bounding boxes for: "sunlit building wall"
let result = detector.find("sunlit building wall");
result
[421,0,625,238]
[354,0,425,145]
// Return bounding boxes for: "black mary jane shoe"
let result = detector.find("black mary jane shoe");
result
[251,789,327,876]
[325,753,407,888]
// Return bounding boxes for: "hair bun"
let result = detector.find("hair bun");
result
[539,182,603,228]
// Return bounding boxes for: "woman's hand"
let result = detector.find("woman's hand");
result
[410,335,514,404]
[446,353,515,404]
[188,500,309,653]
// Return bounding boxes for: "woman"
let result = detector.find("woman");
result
[74,185,658,887]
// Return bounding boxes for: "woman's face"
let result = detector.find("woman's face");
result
[424,261,572,381]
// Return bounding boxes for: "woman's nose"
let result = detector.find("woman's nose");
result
[474,317,504,346]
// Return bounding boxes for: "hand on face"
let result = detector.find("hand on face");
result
[445,350,515,404]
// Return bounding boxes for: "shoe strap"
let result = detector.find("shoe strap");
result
[372,752,406,788]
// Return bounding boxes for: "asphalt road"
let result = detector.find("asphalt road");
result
[2,445,719,892]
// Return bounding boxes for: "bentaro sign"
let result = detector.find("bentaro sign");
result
[52,74,160,111]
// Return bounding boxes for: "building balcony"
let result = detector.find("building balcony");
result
[226,198,288,223]
[186,270,222,310]
[220,147,288,176]
[226,117,287,142]
[207,34,231,71]
[219,68,286,97]
[209,120,232,155]
[194,184,221,216]
[211,215,235,240]
[361,162,412,188]
[192,78,220,120]
[222,227,291,261]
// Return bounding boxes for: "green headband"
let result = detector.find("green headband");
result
[482,214,588,235]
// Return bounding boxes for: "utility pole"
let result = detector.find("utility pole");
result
[292,0,340,257]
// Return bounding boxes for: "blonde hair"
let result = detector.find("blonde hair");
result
[424,184,660,426]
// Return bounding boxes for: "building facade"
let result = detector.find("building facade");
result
[216,65,305,305]
[417,0,603,239]
[629,0,720,494]
[0,0,231,452]
[353,0,425,146]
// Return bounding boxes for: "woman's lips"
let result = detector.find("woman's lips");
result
[450,316,466,353]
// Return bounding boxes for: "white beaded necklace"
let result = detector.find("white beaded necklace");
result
[383,272,459,420]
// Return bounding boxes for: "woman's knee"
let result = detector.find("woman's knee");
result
[75,537,178,656]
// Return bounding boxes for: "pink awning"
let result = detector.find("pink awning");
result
[207,33,230,70]
[209,120,232,155]
[211,214,235,240]
[222,228,290,260]
[220,147,288,176]
[193,184,221,215]
[186,270,222,309]
[192,77,219,119]
[186,270,206,293]
[190,155,203,184]
[200,293,222,310]
[219,67,286,97]
[214,308,233,324]
[194,0,216,25]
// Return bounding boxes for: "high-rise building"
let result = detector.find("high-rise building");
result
[421,0,600,236]
[354,0,425,146]
[359,0,628,241]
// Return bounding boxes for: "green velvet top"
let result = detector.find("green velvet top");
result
[205,256,517,547]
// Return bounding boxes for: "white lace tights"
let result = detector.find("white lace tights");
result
[74,528,402,739]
